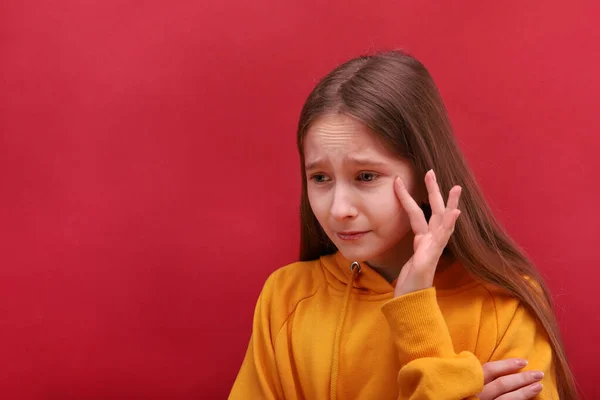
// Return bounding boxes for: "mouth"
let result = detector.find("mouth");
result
[336,231,370,241]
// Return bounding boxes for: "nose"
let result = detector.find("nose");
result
[330,184,358,221]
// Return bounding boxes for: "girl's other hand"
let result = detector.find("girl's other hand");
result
[478,358,544,399]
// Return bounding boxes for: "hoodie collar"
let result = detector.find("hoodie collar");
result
[320,251,468,294]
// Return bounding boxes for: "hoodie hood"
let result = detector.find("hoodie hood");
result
[320,251,472,295]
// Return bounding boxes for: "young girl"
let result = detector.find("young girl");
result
[229,51,577,399]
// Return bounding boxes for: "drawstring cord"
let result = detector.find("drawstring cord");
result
[330,261,361,399]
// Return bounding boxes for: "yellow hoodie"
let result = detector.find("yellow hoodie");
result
[229,252,558,399]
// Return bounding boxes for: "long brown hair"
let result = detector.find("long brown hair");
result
[296,50,577,399]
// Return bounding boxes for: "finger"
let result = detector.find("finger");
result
[425,170,445,215]
[395,177,428,235]
[445,185,462,211]
[479,371,544,400]
[413,235,425,249]
[442,209,460,233]
[427,210,460,255]
[495,382,543,400]
[483,359,529,383]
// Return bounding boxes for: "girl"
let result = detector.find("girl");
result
[229,51,577,399]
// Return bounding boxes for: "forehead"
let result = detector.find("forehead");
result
[303,113,395,161]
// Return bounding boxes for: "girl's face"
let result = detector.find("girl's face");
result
[304,113,424,266]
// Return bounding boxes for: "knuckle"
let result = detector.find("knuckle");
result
[495,376,510,392]
[481,363,491,376]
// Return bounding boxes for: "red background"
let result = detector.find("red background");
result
[1,1,598,398]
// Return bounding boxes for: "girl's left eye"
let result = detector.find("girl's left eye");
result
[357,172,379,182]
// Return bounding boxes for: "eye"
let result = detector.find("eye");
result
[357,172,379,182]
[310,174,330,183]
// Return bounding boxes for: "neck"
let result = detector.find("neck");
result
[366,232,415,284]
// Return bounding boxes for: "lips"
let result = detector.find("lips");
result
[336,231,369,241]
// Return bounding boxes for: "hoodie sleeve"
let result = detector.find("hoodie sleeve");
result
[229,273,284,400]
[381,287,485,400]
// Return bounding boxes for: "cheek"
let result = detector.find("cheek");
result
[365,186,401,214]
[366,189,409,229]
[307,189,327,221]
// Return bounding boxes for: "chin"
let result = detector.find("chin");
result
[335,243,382,263]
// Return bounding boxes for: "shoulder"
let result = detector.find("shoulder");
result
[265,258,327,299]
[473,281,551,357]
[478,282,520,315]
[256,258,328,327]
[440,278,548,359]
[438,271,539,337]
[436,260,536,327]
[450,280,531,325]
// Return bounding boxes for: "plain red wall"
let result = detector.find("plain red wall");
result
[1,0,598,398]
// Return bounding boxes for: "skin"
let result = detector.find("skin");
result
[304,113,544,398]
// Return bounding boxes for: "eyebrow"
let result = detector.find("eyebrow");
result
[304,156,388,171]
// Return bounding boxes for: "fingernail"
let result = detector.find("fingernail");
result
[430,169,436,181]
[531,383,543,393]
[532,371,544,380]
[516,359,528,367]
[396,177,404,188]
